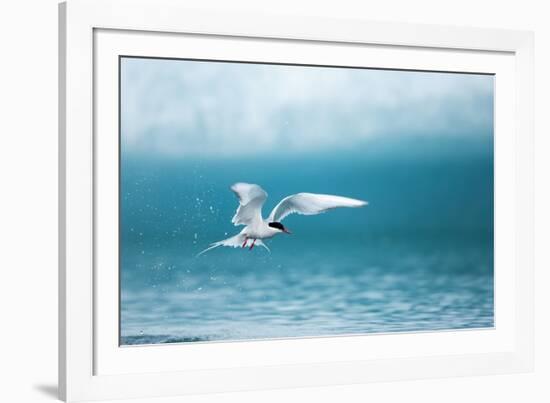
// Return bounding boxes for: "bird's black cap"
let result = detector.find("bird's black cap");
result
[268,222,285,231]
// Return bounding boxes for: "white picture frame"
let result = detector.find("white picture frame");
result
[59,0,534,401]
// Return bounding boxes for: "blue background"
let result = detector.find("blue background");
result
[119,58,494,344]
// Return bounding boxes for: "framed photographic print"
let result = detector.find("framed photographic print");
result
[59,0,534,401]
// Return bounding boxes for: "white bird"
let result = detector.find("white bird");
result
[197,183,367,256]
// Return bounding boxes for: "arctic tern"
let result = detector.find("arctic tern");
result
[197,183,367,256]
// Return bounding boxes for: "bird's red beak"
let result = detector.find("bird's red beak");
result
[283,228,292,234]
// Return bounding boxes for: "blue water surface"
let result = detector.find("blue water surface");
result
[120,137,494,345]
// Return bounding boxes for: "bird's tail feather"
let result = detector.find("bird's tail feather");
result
[196,242,223,257]
[196,233,245,257]
[196,233,270,256]
[255,239,270,253]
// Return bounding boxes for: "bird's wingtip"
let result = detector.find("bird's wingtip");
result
[230,182,250,194]
[352,199,368,207]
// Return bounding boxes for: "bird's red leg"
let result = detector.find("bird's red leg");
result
[249,239,256,250]
[242,237,247,248]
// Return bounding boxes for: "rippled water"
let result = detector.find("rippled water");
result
[121,236,493,344]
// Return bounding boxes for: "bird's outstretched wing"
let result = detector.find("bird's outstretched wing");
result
[230,183,268,226]
[268,193,367,222]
